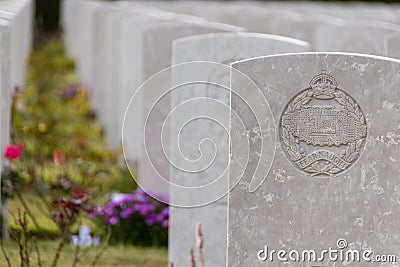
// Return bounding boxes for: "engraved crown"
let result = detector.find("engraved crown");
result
[310,71,337,98]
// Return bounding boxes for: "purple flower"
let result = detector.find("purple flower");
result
[94,189,169,231]
[137,203,156,216]
[161,207,169,217]
[120,207,136,219]
[145,214,158,226]
[107,216,119,225]
[161,219,169,229]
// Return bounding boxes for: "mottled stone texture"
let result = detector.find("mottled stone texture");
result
[315,21,400,55]
[169,33,309,267]
[138,21,242,195]
[228,53,400,266]
[0,0,33,154]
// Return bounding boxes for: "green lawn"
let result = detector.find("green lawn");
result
[1,240,168,267]
[4,195,168,267]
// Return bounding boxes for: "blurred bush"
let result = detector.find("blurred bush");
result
[13,39,135,195]
[2,38,137,239]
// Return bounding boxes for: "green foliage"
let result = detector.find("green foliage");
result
[6,38,136,241]
[13,39,136,195]
[106,214,168,247]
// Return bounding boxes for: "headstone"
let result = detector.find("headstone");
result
[74,0,104,86]
[90,2,158,148]
[349,3,398,23]
[168,32,310,267]
[228,53,400,266]
[0,0,33,240]
[141,1,336,45]
[93,4,203,148]
[62,0,87,58]
[0,18,13,155]
[384,32,400,59]
[0,0,30,89]
[315,20,400,54]
[134,21,243,195]
[121,18,241,189]
[140,0,230,23]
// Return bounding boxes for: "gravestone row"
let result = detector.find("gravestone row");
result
[61,1,400,266]
[62,0,400,157]
[0,0,33,155]
[0,0,34,240]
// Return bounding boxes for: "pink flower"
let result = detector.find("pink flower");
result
[4,144,23,160]
[53,150,65,165]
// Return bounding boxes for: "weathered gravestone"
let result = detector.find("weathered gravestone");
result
[315,20,400,55]
[265,2,397,23]
[74,0,104,86]
[384,32,400,59]
[0,0,33,241]
[141,1,343,45]
[95,2,204,149]
[347,3,398,23]
[117,10,204,159]
[168,32,310,267]
[122,21,243,195]
[0,17,14,156]
[0,0,32,88]
[140,0,230,23]
[228,53,400,266]
[85,1,206,149]
[0,0,31,90]
[90,2,166,148]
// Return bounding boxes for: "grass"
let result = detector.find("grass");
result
[1,240,168,267]
[5,194,168,266]
[7,194,99,237]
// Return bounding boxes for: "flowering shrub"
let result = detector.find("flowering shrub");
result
[91,189,169,246]
[52,188,93,229]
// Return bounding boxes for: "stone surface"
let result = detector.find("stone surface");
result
[63,0,108,79]
[315,20,400,55]
[228,53,400,266]
[74,0,104,86]
[384,31,400,59]
[141,0,230,23]
[134,21,243,195]
[0,0,32,89]
[119,11,205,164]
[0,0,33,155]
[168,33,310,267]
[90,2,161,148]
[0,1,32,229]
[0,20,9,155]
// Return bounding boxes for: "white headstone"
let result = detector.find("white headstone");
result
[134,21,243,195]
[315,20,400,54]
[121,17,238,175]
[0,18,13,156]
[228,52,400,266]
[94,4,203,148]
[168,32,310,267]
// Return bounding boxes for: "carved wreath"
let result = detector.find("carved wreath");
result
[281,88,365,176]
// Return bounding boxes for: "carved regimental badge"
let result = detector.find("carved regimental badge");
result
[280,71,367,177]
